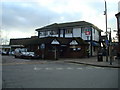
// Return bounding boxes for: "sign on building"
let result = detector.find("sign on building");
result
[51,39,60,45]
[85,31,91,35]
[40,43,45,49]
[82,27,91,35]
[70,40,78,45]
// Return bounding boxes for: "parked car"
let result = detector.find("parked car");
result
[9,51,15,55]
[2,51,9,55]
[14,48,40,59]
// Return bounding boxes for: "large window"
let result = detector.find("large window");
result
[52,30,58,35]
[65,29,73,34]
[40,30,58,36]
[40,32,46,36]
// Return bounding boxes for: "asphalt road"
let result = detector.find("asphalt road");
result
[2,56,119,88]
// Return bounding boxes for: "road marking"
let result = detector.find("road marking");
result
[34,67,38,70]
[33,65,43,70]
[45,68,53,70]
[33,66,106,71]
[56,68,63,70]
[77,68,83,70]
[66,67,73,70]
[94,67,104,69]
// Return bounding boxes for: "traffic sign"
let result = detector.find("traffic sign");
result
[41,43,45,49]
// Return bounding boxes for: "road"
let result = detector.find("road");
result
[2,56,119,88]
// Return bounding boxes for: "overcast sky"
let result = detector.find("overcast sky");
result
[1,0,120,42]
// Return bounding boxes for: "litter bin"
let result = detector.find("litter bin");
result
[97,53,103,62]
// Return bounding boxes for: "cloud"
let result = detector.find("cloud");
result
[1,0,120,40]
[2,1,61,36]
[2,2,48,29]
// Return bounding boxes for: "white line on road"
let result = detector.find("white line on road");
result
[33,67,105,71]
[45,68,53,70]
[35,68,42,70]
[66,67,74,70]
[94,67,104,69]
[34,65,42,70]
[56,68,63,70]
[77,68,83,70]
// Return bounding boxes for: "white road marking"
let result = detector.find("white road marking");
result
[56,68,63,70]
[45,68,53,70]
[66,67,73,70]
[34,67,38,70]
[33,67,105,71]
[34,67,42,70]
[94,67,104,69]
[77,68,83,70]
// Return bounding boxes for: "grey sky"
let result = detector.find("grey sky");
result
[1,0,120,42]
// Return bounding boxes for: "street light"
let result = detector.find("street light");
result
[104,0,108,62]
[107,28,112,65]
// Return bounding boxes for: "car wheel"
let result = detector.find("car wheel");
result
[15,55,17,58]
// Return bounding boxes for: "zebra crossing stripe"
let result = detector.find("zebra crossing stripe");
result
[56,68,63,70]
[77,68,83,70]
[33,67,105,71]
[67,67,73,70]
[45,68,53,70]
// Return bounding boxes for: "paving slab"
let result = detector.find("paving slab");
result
[62,56,120,68]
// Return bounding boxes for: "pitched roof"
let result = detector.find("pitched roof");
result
[10,38,30,45]
[36,21,103,32]
[10,37,89,46]
[115,12,120,17]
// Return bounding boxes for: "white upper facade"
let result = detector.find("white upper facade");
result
[36,21,102,42]
[38,27,100,41]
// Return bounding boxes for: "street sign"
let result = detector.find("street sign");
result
[105,40,109,45]
[41,43,45,49]
[85,31,91,35]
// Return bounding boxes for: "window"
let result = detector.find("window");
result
[65,29,72,34]
[40,32,46,36]
[46,31,52,36]
[73,48,76,51]
[52,30,58,35]
[60,30,63,34]
[77,48,81,50]
[86,36,89,40]
[70,47,81,52]
[50,31,53,35]
[94,28,95,34]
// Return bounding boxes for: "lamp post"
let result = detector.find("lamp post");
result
[108,28,112,65]
[104,0,108,62]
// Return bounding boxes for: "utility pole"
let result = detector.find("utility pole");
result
[0,31,1,45]
[108,28,112,65]
[104,0,108,62]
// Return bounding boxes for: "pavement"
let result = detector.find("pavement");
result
[62,56,120,68]
[2,55,120,68]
